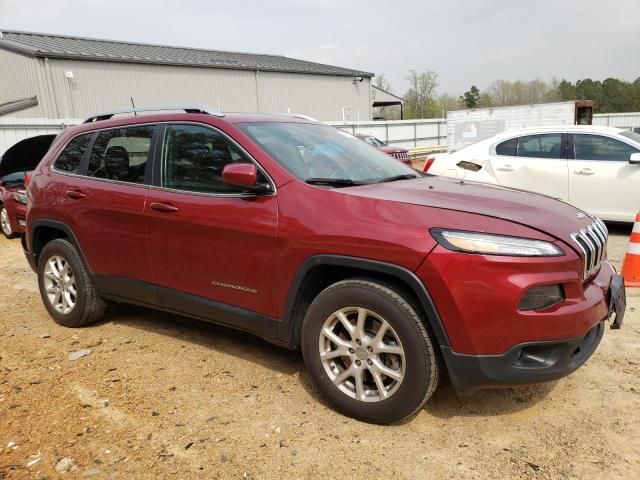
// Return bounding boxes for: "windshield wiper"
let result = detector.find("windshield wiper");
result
[305,178,366,187]
[377,173,422,183]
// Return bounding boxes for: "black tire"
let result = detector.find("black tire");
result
[1,207,18,239]
[37,238,106,327]
[301,279,441,424]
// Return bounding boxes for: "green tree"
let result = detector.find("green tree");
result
[403,69,439,119]
[461,86,480,109]
[433,93,461,117]
[478,93,492,108]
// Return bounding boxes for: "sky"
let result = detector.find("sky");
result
[1,0,639,96]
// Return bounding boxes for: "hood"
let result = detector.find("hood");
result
[343,175,594,243]
[0,134,56,177]
[379,146,408,154]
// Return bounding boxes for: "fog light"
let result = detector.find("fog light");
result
[518,285,564,311]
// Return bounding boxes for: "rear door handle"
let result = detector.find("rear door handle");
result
[575,168,594,176]
[65,190,86,199]
[150,202,179,213]
[496,164,514,172]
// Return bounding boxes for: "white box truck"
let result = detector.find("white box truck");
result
[446,100,593,151]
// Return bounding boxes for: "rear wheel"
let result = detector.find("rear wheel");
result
[1,207,17,239]
[37,239,106,327]
[301,279,441,424]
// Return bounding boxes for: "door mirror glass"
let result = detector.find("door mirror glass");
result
[222,163,258,188]
[630,152,640,164]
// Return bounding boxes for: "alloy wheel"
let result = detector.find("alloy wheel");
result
[319,306,405,402]
[43,255,78,314]
[0,208,12,236]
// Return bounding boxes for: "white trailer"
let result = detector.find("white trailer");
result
[446,100,593,151]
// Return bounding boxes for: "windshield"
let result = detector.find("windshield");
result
[238,123,418,184]
[621,131,640,144]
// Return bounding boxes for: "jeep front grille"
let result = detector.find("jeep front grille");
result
[391,152,410,160]
[570,218,608,280]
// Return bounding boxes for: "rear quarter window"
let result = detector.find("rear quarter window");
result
[53,134,93,173]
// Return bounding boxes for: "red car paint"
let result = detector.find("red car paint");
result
[24,112,620,389]
[0,184,27,234]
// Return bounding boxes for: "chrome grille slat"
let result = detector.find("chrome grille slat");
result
[590,224,606,264]
[586,225,602,268]
[570,218,608,280]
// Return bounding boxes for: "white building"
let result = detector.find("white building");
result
[0,29,373,122]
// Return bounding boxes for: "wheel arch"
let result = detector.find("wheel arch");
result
[278,255,450,349]
[29,220,90,272]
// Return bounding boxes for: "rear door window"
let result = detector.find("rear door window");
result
[572,134,639,161]
[516,134,563,159]
[87,126,155,183]
[53,133,93,173]
[495,138,517,156]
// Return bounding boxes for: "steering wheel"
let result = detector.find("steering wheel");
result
[305,152,349,179]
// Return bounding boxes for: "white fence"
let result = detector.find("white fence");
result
[2,113,639,158]
[327,119,447,148]
[593,112,640,129]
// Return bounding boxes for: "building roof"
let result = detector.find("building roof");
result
[372,85,403,105]
[0,29,373,78]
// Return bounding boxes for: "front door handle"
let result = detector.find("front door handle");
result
[575,168,594,176]
[65,190,86,199]
[496,164,514,172]
[150,202,179,213]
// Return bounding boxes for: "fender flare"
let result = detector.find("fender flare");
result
[28,219,92,272]
[277,255,450,347]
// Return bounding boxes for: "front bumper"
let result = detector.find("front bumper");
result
[442,320,605,395]
[419,246,617,354]
[439,273,625,395]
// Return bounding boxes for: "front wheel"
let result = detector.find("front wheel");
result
[301,279,441,424]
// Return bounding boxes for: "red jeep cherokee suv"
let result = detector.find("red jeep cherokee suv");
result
[23,106,626,424]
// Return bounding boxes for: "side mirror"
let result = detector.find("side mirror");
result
[630,153,640,164]
[222,163,258,188]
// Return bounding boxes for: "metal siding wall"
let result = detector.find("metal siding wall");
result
[256,72,371,121]
[46,59,259,118]
[446,102,577,151]
[0,49,55,118]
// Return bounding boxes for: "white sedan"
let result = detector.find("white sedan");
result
[425,126,640,222]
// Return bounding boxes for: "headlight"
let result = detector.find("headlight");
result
[431,229,564,257]
[13,190,27,205]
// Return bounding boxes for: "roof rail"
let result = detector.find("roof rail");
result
[280,113,320,122]
[83,105,224,123]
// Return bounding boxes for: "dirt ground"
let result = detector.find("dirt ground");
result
[1,225,639,480]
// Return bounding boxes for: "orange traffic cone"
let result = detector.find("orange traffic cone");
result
[621,212,640,287]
